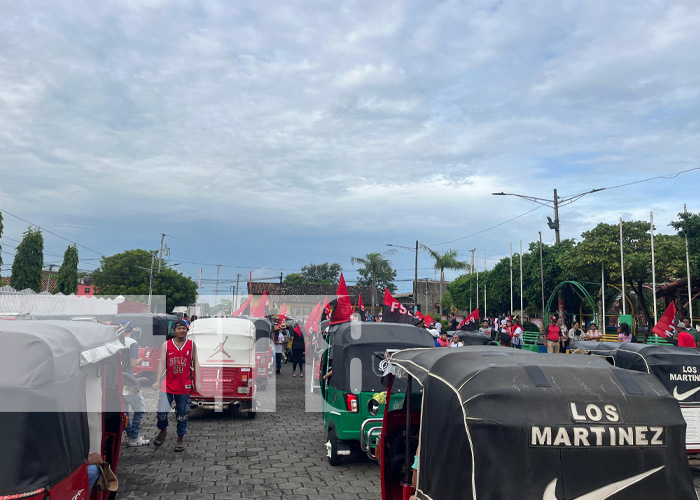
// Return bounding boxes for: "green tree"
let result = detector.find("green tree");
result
[10,227,44,292]
[421,247,468,314]
[284,262,343,284]
[55,244,79,294]
[93,249,197,311]
[671,211,700,277]
[352,251,397,311]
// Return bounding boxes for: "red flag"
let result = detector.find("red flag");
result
[424,315,434,328]
[250,290,269,318]
[415,310,425,322]
[322,295,331,320]
[279,302,288,318]
[354,293,367,321]
[457,308,480,330]
[305,302,321,332]
[232,296,252,317]
[382,289,421,325]
[652,302,677,339]
[330,274,353,325]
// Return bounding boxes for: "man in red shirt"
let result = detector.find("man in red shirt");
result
[546,317,564,353]
[677,322,697,348]
[152,320,202,452]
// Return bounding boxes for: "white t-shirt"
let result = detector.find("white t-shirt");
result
[512,326,523,344]
[435,322,442,334]
[274,332,284,354]
[449,341,464,348]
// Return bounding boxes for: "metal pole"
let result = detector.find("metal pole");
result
[414,240,419,313]
[553,189,563,319]
[520,240,523,318]
[196,267,202,315]
[685,204,694,321]
[214,264,221,309]
[235,273,241,311]
[469,249,475,311]
[619,218,626,316]
[46,264,53,293]
[230,286,235,315]
[158,233,166,273]
[424,278,429,313]
[650,211,657,323]
[539,232,545,322]
[148,252,155,313]
[476,249,479,311]
[509,243,513,315]
[484,249,487,318]
[601,262,605,330]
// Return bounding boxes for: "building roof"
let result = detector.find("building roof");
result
[1,276,59,294]
[248,282,382,304]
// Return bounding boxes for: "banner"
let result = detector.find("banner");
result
[382,289,421,326]
[457,308,480,330]
[652,302,677,339]
[329,274,352,325]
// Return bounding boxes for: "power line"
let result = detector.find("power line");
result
[0,208,104,256]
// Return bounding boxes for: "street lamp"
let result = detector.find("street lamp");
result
[386,241,419,312]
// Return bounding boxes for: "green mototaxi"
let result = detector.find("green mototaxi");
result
[320,321,435,465]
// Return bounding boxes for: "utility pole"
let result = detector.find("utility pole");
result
[158,233,166,272]
[46,264,54,293]
[619,219,626,315]
[214,264,221,308]
[279,272,283,284]
[414,240,419,313]
[235,273,241,311]
[476,249,479,312]
[509,243,513,315]
[469,249,475,311]
[148,252,155,312]
[230,285,236,315]
[685,204,694,321]
[424,278,429,314]
[539,232,545,323]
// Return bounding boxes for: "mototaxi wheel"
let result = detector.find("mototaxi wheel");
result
[327,428,340,466]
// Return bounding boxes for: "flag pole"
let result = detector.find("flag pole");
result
[539,232,545,324]
[685,204,693,322]
[520,240,524,319]
[509,243,513,315]
[476,249,480,312]
[601,262,605,329]
[484,249,487,318]
[619,218,626,316]
[650,211,657,323]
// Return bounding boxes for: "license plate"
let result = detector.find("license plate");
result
[258,368,266,374]
[141,361,149,367]
[237,387,250,394]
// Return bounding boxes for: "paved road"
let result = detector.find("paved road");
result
[118,367,379,499]
[118,367,700,499]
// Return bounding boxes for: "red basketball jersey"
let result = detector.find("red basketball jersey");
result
[165,338,194,394]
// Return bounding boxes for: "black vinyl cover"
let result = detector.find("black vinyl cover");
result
[457,331,494,345]
[571,341,700,405]
[390,347,696,500]
[329,322,435,392]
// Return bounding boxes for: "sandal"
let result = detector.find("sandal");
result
[153,431,167,447]
[174,444,185,453]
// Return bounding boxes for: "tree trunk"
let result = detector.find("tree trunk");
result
[630,279,653,339]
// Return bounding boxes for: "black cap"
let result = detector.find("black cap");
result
[173,320,188,329]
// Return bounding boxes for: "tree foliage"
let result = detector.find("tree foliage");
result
[671,211,700,277]
[93,249,197,311]
[56,245,79,294]
[421,247,468,314]
[352,252,397,298]
[283,262,342,284]
[10,227,44,292]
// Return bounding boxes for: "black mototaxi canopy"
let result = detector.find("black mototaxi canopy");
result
[0,321,125,496]
[327,322,435,393]
[571,340,700,406]
[113,313,180,347]
[388,346,696,500]
[456,331,493,345]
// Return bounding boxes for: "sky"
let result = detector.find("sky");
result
[1,0,699,294]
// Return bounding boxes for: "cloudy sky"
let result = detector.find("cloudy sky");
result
[1,0,699,293]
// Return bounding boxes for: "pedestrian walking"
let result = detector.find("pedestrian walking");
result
[291,324,305,377]
[274,324,285,375]
[152,320,202,453]
[118,320,150,447]
[546,317,564,353]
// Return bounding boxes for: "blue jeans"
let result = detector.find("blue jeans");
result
[88,464,100,496]
[124,392,146,439]
[157,392,191,436]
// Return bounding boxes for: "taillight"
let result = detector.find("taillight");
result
[241,374,248,382]
[345,394,358,413]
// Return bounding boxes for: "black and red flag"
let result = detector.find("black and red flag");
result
[354,293,367,321]
[329,274,353,325]
[652,302,677,340]
[321,295,331,321]
[382,289,421,326]
[457,308,480,330]
[232,296,252,317]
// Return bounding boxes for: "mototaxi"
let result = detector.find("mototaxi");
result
[188,317,257,418]
[379,346,696,500]
[0,321,126,500]
[320,321,435,465]
[571,340,700,453]
[112,313,179,382]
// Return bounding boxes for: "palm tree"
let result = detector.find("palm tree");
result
[351,250,396,315]
[421,246,469,315]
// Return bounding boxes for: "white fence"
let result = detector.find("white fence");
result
[0,286,120,316]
